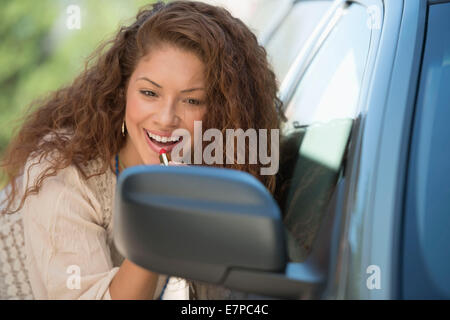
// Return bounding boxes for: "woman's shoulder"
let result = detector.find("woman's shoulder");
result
[23,129,114,192]
[21,131,115,227]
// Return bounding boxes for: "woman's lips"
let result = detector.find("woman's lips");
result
[143,128,183,155]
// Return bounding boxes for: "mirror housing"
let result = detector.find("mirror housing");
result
[113,165,287,284]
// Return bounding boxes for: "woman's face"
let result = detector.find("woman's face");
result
[122,43,207,166]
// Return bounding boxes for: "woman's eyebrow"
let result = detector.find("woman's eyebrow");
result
[180,87,205,93]
[136,77,205,93]
[136,77,162,88]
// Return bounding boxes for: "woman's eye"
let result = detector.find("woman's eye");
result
[186,98,201,105]
[140,90,157,97]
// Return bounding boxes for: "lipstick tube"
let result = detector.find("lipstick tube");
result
[159,149,169,166]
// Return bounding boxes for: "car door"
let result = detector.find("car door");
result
[401,1,450,299]
[330,0,448,300]
[274,0,382,299]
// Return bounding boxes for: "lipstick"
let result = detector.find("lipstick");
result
[159,148,169,166]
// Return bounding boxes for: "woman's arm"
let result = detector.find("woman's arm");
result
[109,258,158,300]
[21,154,160,300]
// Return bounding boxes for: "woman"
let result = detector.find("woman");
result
[0,1,283,299]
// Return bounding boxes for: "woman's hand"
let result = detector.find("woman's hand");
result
[167,160,187,166]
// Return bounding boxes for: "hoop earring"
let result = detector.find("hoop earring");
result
[122,120,126,137]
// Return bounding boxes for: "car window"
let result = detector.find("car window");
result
[265,0,331,83]
[276,2,372,262]
[402,2,450,299]
[284,2,371,126]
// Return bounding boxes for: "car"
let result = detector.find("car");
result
[113,0,450,300]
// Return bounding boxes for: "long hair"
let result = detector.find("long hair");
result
[0,0,284,216]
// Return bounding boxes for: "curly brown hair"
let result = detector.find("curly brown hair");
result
[0,0,284,216]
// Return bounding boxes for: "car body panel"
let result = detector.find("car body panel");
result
[332,0,428,299]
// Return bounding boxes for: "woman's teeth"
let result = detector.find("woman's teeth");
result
[146,130,180,144]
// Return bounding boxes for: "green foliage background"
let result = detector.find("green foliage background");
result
[0,0,163,187]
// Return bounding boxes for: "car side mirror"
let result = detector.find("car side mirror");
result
[114,165,326,299]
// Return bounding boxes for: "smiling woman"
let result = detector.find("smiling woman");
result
[0,1,283,300]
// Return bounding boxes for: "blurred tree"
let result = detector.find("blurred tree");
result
[0,0,161,187]
[0,0,57,152]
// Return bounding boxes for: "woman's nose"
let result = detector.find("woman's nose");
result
[154,99,179,127]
